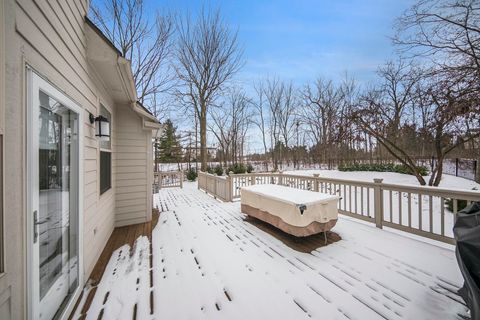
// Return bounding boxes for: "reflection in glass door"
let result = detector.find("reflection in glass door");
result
[29,71,80,320]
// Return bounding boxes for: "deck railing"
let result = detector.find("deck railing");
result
[197,171,480,244]
[197,172,231,202]
[153,171,183,193]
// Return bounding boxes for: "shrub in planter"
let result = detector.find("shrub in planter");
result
[214,165,224,176]
[186,168,197,181]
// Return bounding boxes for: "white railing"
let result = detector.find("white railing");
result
[197,172,231,202]
[197,171,480,244]
[154,171,183,192]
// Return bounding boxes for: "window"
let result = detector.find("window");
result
[99,105,111,195]
[100,151,111,194]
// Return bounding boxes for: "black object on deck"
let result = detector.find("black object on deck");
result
[454,201,480,320]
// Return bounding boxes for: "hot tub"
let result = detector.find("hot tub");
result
[241,184,339,237]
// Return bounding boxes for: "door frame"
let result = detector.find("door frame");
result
[26,67,84,320]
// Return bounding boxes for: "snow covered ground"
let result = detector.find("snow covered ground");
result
[82,182,468,320]
[285,169,480,190]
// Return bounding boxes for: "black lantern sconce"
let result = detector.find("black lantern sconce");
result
[89,113,110,141]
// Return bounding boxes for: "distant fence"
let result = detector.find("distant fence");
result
[198,171,480,244]
[436,158,477,182]
[153,171,183,193]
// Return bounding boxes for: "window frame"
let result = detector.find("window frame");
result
[98,104,112,196]
[99,151,111,195]
[0,0,5,274]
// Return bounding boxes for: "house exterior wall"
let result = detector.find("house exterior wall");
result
[0,0,155,318]
[114,106,153,227]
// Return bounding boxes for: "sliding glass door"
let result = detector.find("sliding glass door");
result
[28,70,82,320]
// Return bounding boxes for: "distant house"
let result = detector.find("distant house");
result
[0,0,160,318]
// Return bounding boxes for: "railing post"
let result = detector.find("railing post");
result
[313,173,320,192]
[278,170,283,186]
[373,178,384,229]
[227,172,233,201]
[180,171,183,188]
[251,173,256,185]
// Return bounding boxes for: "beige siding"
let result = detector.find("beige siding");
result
[0,0,7,317]
[114,106,153,226]
[0,0,133,318]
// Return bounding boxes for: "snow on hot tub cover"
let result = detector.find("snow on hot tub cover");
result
[241,184,339,228]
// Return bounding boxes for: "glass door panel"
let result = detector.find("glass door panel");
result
[35,89,79,320]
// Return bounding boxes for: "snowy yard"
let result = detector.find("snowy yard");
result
[285,169,480,190]
[81,182,468,320]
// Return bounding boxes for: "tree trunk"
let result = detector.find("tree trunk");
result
[433,157,443,186]
[200,102,207,171]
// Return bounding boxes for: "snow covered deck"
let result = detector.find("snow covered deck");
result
[79,182,468,320]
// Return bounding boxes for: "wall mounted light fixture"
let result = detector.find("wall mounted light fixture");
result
[89,112,110,141]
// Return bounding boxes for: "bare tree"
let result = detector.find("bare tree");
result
[252,82,269,158]
[301,78,342,162]
[90,0,175,115]
[210,90,251,165]
[418,76,480,185]
[264,78,284,170]
[278,82,298,157]
[394,0,480,83]
[300,75,360,164]
[174,8,243,171]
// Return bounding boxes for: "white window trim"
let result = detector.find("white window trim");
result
[98,103,112,197]
[26,67,84,320]
[0,0,5,275]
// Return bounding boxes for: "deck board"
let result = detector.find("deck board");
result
[75,183,468,319]
[70,211,159,319]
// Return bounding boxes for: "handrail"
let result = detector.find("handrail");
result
[197,171,480,244]
[154,171,183,191]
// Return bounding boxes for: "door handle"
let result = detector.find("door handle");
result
[33,210,38,243]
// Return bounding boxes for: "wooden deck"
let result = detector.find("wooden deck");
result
[244,216,341,253]
[70,210,159,319]
[71,183,468,319]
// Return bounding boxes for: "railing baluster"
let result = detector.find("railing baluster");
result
[441,197,445,236]
[418,194,422,231]
[354,186,358,214]
[389,190,393,222]
[429,195,433,233]
[367,187,370,217]
[398,191,402,225]
[349,185,352,212]
[408,192,412,228]
[361,187,364,216]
